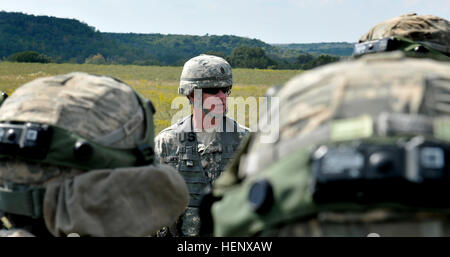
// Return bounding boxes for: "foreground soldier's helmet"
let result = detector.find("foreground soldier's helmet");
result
[178,54,233,96]
[202,52,450,236]
[354,13,450,60]
[0,72,189,237]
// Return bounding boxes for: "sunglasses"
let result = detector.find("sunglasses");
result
[202,86,231,95]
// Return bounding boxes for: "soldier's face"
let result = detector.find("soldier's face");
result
[204,89,227,114]
[190,88,228,114]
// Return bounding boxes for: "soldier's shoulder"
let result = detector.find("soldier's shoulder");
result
[157,124,177,137]
[155,125,178,144]
[225,116,251,134]
[155,116,191,142]
[237,123,251,134]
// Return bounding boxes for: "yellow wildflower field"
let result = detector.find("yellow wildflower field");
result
[0,62,302,133]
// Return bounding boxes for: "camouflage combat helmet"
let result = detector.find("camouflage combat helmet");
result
[0,72,189,237]
[179,54,233,96]
[0,72,155,174]
[354,14,450,60]
[203,52,450,236]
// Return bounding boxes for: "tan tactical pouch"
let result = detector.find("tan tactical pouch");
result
[43,164,189,237]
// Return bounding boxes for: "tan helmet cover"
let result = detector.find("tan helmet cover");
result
[359,13,450,55]
[179,54,233,96]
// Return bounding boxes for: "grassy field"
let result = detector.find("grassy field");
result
[0,62,303,133]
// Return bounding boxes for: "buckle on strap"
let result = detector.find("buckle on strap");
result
[0,187,45,219]
[134,144,154,165]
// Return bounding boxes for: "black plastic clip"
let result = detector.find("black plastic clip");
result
[134,144,154,165]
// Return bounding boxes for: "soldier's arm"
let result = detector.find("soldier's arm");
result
[154,130,177,165]
[154,134,166,164]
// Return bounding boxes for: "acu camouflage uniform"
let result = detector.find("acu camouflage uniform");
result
[155,116,249,236]
[155,55,250,236]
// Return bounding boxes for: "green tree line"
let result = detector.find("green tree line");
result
[0,11,343,69]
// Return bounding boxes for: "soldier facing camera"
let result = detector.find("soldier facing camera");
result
[155,54,250,237]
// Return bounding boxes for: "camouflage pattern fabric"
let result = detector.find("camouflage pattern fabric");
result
[180,207,202,237]
[0,72,190,237]
[210,52,450,236]
[0,158,83,188]
[179,55,233,96]
[243,51,450,175]
[0,72,145,149]
[359,13,450,55]
[155,115,249,236]
[0,72,147,186]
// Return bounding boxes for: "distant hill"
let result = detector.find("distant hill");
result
[0,11,120,63]
[103,33,303,66]
[0,11,345,69]
[274,42,355,56]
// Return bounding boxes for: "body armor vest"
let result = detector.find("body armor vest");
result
[163,115,244,207]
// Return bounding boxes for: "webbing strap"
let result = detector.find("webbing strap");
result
[280,113,450,158]
[97,110,144,145]
[419,41,450,56]
[353,36,450,61]
[240,113,450,177]
[0,187,45,218]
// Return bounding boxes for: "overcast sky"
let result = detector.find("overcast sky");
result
[1,0,449,44]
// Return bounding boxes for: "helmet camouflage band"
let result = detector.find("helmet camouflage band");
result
[178,54,233,96]
[359,13,450,55]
